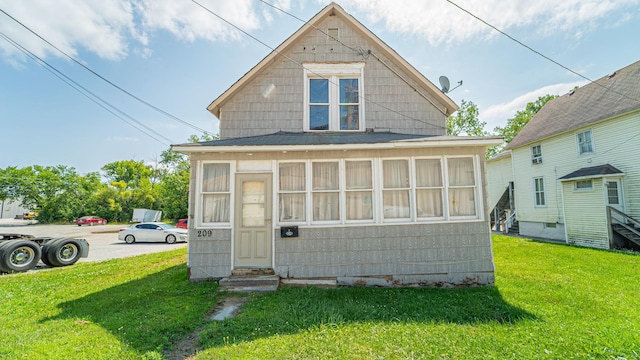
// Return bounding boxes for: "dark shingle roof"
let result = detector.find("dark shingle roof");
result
[506,60,640,150]
[558,164,623,180]
[181,131,435,147]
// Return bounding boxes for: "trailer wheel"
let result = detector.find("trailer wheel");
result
[45,239,82,267]
[0,240,42,273]
[124,234,135,244]
[165,234,177,244]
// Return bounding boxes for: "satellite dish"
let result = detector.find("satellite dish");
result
[439,76,450,93]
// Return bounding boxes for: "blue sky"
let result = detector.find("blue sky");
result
[1,0,639,174]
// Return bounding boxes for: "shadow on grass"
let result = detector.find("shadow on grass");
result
[40,264,220,355]
[199,285,537,348]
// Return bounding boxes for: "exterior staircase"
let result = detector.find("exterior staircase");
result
[218,268,280,292]
[608,206,640,250]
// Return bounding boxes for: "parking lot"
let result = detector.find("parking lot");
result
[0,221,187,265]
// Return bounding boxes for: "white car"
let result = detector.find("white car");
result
[118,222,188,244]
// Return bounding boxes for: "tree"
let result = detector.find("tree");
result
[488,94,557,158]
[447,99,487,136]
[102,160,153,188]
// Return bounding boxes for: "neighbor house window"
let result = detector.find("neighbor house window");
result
[345,160,373,221]
[531,144,542,164]
[577,130,593,155]
[447,157,477,217]
[304,63,365,131]
[278,162,306,222]
[201,163,231,223]
[575,180,593,190]
[312,162,340,221]
[534,177,546,207]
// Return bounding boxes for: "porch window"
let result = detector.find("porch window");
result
[278,162,306,222]
[304,63,364,131]
[575,180,593,190]
[577,130,593,155]
[415,158,444,218]
[312,162,340,221]
[201,163,230,223]
[534,177,546,207]
[447,157,476,217]
[345,160,373,221]
[382,160,411,219]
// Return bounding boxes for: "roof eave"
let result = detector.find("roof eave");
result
[172,137,503,154]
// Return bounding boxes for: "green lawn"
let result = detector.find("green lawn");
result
[1,235,639,359]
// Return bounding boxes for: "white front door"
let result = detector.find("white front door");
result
[234,173,272,268]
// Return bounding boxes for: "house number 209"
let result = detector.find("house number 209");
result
[196,230,213,237]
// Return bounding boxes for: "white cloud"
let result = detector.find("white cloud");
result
[481,81,586,131]
[345,0,640,45]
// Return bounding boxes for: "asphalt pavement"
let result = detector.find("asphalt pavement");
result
[0,220,187,264]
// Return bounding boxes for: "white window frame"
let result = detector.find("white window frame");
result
[577,129,594,155]
[531,144,542,164]
[303,63,365,132]
[277,161,307,224]
[343,159,375,224]
[198,161,234,228]
[444,156,480,220]
[414,157,445,221]
[574,179,593,191]
[534,177,546,207]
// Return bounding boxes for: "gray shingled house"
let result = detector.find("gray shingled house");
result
[487,59,640,250]
[173,2,502,286]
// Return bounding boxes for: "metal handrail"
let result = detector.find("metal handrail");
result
[504,210,517,234]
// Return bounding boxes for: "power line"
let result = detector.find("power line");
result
[443,0,640,105]
[0,31,172,146]
[0,8,212,137]
[192,0,447,130]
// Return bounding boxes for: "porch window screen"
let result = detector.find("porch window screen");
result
[278,162,306,222]
[447,157,476,216]
[312,162,340,221]
[415,159,443,217]
[345,160,373,220]
[382,160,410,219]
[202,163,230,223]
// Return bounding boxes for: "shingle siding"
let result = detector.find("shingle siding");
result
[218,15,447,139]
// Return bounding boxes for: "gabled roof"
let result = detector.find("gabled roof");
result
[207,2,457,118]
[559,164,623,181]
[506,60,640,150]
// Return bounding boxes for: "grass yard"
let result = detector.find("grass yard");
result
[0,235,639,359]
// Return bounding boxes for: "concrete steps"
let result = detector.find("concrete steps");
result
[218,274,280,293]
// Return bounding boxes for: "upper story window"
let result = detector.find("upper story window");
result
[304,63,365,131]
[577,130,593,155]
[531,144,542,164]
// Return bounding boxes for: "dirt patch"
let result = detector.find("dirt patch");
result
[165,296,249,360]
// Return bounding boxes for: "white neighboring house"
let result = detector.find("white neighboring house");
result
[487,60,640,250]
[173,2,502,286]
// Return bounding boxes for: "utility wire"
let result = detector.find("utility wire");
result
[258,0,450,120]
[0,31,172,146]
[192,0,446,130]
[0,8,212,137]
[444,0,640,104]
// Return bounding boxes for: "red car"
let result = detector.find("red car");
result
[75,216,107,226]
[176,218,188,229]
